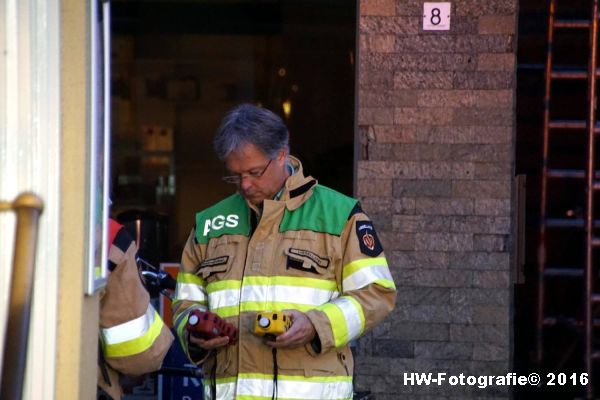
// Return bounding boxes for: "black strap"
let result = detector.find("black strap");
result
[113,227,134,253]
[98,339,111,387]
[289,179,316,198]
[348,202,363,219]
[211,352,217,400]
[250,210,259,236]
[96,386,115,400]
[272,348,278,400]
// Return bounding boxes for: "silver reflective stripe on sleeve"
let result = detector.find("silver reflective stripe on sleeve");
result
[101,304,166,358]
[101,304,156,345]
[176,282,208,303]
[332,296,364,342]
[343,263,394,291]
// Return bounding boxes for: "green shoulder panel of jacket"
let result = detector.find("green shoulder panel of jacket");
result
[195,193,251,244]
[280,184,358,236]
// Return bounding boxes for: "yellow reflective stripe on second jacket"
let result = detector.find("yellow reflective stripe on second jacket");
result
[99,228,174,398]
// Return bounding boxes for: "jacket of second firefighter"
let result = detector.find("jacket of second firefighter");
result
[98,219,174,400]
[173,157,397,400]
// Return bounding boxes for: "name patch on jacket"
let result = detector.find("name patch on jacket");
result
[199,256,229,268]
[356,221,383,257]
[289,248,329,268]
[286,248,329,274]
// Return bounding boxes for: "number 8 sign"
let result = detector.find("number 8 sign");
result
[423,2,451,31]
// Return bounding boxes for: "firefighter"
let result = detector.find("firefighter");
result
[97,218,174,400]
[173,104,396,399]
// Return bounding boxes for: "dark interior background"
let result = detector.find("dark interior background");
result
[109,0,356,265]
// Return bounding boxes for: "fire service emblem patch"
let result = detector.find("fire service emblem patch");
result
[355,221,382,257]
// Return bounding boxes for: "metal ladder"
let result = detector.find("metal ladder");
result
[538,0,600,397]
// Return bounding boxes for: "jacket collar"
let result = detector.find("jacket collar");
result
[244,155,317,215]
[280,156,317,211]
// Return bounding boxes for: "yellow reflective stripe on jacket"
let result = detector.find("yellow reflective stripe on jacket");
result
[209,289,241,316]
[317,296,365,347]
[101,304,164,358]
[240,301,314,313]
[174,312,190,351]
[342,257,395,291]
[176,272,208,303]
[243,276,338,291]
[241,284,338,307]
[207,280,242,318]
[174,305,197,337]
[204,276,339,317]
[208,373,352,400]
[204,377,237,400]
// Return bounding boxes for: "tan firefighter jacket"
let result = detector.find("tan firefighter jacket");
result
[98,220,174,400]
[173,157,396,400]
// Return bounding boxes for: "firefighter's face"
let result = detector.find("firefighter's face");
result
[224,143,288,206]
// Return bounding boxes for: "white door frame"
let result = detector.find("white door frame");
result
[0,0,61,398]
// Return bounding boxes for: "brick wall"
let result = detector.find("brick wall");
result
[355,0,517,398]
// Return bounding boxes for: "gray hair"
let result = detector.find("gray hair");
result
[213,103,290,160]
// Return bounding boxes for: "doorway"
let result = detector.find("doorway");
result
[110,0,357,264]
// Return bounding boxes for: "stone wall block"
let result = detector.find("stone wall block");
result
[478,15,517,35]
[358,106,395,124]
[473,234,509,251]
[373,125,419,143]
[415,198,475,216]
[357,178,393,197]
[394,287,452,305]
[474,199,511,216]
[393,179,453,197]
[452,180,511,198]
[360,16,419,34]
[414,269,473,287]
[360,0,396,16]
[449,251,510,270]
[391,250,450,270]
[414,233,474,251]
[478,53,516,71]
[453,71,514,89]
[473,270,510,288]
[394,72,454,89]
[414,341,473,360]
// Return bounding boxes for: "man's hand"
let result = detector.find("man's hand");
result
[189,334,229,350]
[265,309,316,349]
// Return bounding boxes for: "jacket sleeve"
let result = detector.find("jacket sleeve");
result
[171,227,209,364]
[306,206,396,353]
[99,227,174,375]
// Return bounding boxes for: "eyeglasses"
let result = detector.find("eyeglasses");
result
[222,158,273,185]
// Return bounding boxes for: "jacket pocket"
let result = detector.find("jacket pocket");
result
[284,247,330,275]
[277,346,342,377]
[336,346,353,376]
[216,345,232,374]
[197,256,230,280]
[200,235,241,281]
[204,345,233,376]
[279,230,338,280]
